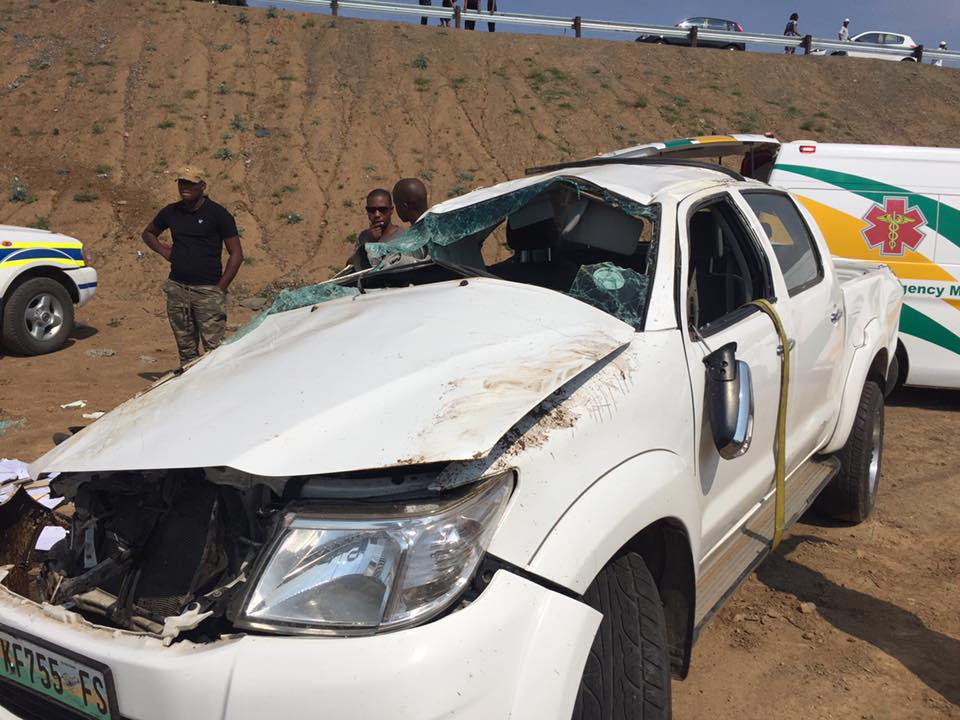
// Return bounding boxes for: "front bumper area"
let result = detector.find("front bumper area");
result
[0,571,600,720]
[64,266,97,307]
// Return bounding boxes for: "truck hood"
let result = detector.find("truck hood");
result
[32,278,633,478]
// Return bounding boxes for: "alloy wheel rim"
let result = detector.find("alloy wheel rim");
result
[24,292,65,341]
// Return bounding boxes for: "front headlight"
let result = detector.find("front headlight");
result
[237,470,513,635]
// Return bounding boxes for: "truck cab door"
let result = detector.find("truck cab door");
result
[679,191,783,558]
[736,190,846,464]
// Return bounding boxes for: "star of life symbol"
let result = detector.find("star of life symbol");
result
[861,196,927,257]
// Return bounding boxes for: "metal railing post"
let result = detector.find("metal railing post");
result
[689,26,698,47]
[574,16,582,38]
[331,0,339,16]
[801,34,812,54]
[913,44,924,62]
[454,5,461,28]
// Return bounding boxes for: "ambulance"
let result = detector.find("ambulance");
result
[0,225,97,355]
[604,135,960,390]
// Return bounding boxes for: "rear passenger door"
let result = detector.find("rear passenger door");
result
[738,190,846,465]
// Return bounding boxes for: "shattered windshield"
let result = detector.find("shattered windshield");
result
[232,176,660,337]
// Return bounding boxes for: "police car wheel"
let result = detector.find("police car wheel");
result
[1,277,75,355]
[816,380,884,523]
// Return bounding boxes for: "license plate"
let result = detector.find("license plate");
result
[0,623,117,719]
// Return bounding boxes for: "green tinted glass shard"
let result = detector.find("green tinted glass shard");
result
[567,262,648,328]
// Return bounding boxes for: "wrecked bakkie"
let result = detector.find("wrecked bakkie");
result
[0,158,901,720]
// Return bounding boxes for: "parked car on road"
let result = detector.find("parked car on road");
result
[637,16,746,51]
[0,225,97,355]
[0,160,901,720]
[833,31,920,61]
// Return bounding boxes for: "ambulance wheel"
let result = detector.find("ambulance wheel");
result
[900,57,917,62]
[1,277,75,355]
[573,552,671,720]
[817,380,884,523]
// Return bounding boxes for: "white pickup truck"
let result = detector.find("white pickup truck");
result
[0,160,901,720]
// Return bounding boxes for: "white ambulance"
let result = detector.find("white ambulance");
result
[604,135,960,390]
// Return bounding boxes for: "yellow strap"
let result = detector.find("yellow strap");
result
[749,299,790,551]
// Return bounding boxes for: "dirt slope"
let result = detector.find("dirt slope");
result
[0,3,958,719]
[2,0,960,304]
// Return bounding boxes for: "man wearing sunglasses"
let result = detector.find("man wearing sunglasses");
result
[141,166,243,366]
[347,188,402,271]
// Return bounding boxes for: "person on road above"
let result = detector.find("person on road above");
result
[933,40,947,67]
[348,189,402,271]
[784,12,800,54]
[141,167,243,366]
[392,178,429,226]
[838,18,850,41]
[464,0,479,30]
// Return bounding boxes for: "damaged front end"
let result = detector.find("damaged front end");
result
[0,467,512,645]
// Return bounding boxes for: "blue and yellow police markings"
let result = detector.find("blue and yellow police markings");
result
[0,242,84,268]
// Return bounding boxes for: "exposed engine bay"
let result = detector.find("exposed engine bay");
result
[0,466,446,644]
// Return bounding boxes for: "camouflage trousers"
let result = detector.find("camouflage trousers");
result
[163,279,227,365]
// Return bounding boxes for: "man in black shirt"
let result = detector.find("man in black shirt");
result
[142,166,243,365]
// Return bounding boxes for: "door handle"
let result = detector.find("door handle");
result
[776,338,795,356]
[830,306,843,323]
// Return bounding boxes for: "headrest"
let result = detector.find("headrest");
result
[507,200,559,251]
[561,202,644,256]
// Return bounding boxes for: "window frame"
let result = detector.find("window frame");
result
[681,193,777,339]
[740,189,825,298]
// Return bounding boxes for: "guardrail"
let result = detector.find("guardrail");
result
[270,0,960,64]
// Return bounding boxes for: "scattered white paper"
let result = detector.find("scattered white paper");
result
[60,400,87,409]
[0,459,62,508]
[35,526,67,551]
[81,412,106,420]
[0,458,29,483]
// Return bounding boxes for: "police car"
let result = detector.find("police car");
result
[0,225,97,355]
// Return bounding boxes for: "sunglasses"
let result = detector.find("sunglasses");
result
[366,205,392,214]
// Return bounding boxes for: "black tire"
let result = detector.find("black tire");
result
[1,277,75,356]
[573,552,671,720]
[816,380,884,523]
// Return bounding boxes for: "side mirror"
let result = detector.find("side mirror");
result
[703,342,754,459]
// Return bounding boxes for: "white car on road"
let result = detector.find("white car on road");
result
[839,31,920,61]
[0,160,901,719]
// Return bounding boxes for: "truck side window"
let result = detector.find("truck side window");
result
[687,198,772,334]
[742,192,824,296]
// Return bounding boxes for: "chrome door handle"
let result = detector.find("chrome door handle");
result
[830,307,843,323]
[777,339,796,356]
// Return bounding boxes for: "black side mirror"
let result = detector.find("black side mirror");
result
[703,342,754,459]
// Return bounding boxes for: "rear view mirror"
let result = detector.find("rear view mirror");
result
[703,343,754,459]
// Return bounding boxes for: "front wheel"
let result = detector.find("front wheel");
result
[1,277,75,355]
[573,552,671,720]
[816,380,884,523]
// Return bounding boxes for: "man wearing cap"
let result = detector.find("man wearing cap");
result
[141,166,243,366]
[838,18,850,41]
[933,41,947,67]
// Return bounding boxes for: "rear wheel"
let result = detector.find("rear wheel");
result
[1,277,75,355]
[573,552,671,720]
[816,380,884,523]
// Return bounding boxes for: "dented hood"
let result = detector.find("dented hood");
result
[32,278,633,478]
